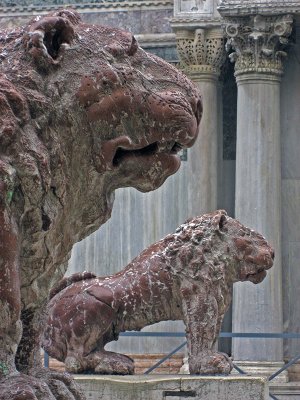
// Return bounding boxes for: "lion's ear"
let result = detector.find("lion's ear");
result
[23,10,80,68]
[213,210,228,231]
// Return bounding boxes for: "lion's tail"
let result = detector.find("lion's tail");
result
[49,271,96,299]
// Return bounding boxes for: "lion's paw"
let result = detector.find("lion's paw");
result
[0,370,85,400]
[65,351,134,375]
[94,352,134,375]
[189,352,233,375]
[32,368,85,399]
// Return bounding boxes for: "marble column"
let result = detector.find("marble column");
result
[175,28,226,215]
[224,14,293,370]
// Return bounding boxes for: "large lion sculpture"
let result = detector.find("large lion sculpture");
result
[0,9,202,399]
[43,210,274,376]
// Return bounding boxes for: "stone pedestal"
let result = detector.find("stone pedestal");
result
[232,361,288,383]
[270,382,300,400]
[75,375,269,400]
[222,15,293,366]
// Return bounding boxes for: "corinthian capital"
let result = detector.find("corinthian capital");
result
[224,14,293,76]
[175,28,226,76]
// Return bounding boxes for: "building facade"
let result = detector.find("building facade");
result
[1,0,300,383]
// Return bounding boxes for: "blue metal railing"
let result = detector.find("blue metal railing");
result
[120,331,300,339]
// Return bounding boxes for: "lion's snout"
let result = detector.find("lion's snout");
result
[239,244,274,284]
[245,248,274,270]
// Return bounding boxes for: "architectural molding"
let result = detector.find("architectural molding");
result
[135,33,176,47]
[173,27,226,75]
[170,16,222,30]
[218,1,300,16]
[0,0,173,17]
[224,14,293,76]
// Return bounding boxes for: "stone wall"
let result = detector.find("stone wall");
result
[0,0,174,33]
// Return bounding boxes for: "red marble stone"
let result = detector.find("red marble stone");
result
[43,210,274,376]
[0,9,201,399]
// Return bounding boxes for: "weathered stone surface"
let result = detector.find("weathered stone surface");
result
[74,375,269,400]
[224,14,293,77]
[0,2,174,35]
[218,0,300,16]
[0,9,202,399]
[43,210,274,375]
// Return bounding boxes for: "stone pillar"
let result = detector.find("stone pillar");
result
[174,28,226,215]
[224,14,293,373]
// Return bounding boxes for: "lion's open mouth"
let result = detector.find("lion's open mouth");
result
[112,141,183,167]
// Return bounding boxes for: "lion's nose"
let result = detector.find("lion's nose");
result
[271,250,275,260]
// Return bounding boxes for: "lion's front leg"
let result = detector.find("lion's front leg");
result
[181,284,232,375]
[0,370,86,400]
[0,180,83,399]
[0,178,22,378]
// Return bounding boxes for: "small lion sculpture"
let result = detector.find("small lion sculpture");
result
[43,210,274,375]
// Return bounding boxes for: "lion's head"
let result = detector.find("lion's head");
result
[0,10,202,295]
[164,210,274,285]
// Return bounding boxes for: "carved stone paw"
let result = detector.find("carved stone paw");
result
[65,351,134,375]
[189,351,233,375]
[0,370,85,400]
[94,352,134,375]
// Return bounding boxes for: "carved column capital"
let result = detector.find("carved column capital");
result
[224,14,293,77]
[175,28,226,78]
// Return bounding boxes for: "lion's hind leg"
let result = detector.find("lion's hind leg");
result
[54,290,133,375]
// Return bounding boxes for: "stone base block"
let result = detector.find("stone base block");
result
[270,382,300,400]
[231,361,289,383]
[286,360,300,382]
[75,375,268,400]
